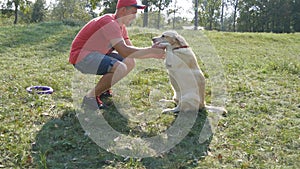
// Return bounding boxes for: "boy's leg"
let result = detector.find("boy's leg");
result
[86,61,128,97]
[75,52,135,109]
[86,57,135,98]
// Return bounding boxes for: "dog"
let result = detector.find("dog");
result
[152,31,227,115]
[152,30,205,113]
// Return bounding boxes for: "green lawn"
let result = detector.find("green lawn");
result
[0,22,299,168]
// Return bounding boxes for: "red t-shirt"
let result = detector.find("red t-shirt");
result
[69,14,129,64]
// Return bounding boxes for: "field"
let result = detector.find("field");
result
[0,22,299,168]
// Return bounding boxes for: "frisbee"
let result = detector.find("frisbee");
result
[26,86,54,94]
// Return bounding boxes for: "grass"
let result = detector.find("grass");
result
[0,22,299,168]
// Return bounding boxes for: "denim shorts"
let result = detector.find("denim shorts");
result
[74,52,124,75]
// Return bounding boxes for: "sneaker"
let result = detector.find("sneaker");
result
[81,96,106,110]
[100,89,113,98]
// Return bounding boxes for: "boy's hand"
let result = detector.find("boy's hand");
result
[150,48,165,59]
[152,42,167,50]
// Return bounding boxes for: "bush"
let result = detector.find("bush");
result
[62,19,86,27]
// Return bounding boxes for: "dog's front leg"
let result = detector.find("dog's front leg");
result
[161,104,181,114]
[169,75,180,104]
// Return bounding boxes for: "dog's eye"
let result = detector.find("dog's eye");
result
[162,35,165,38]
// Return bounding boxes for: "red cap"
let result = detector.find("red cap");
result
[117,0,146,9]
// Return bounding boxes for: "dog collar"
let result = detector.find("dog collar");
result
[172,46,189,50]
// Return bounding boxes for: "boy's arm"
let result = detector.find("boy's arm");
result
[112,39,165,59]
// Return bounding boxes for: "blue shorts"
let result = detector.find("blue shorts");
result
[74,52,124,75]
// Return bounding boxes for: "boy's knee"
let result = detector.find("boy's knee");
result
[124,58,135,70]
[110,61,127,73]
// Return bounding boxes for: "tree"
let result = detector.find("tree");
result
[167,0,182,29]
[31,0,45,22]
[293,0,300,32]
[236,0,296,33]
[194,0,199,30]
[89,0,101,9]
[142,0,150,27]
[208,0,221,30]
[237,0,259,32]
[220,0,230,31]
[100,0,117,15]
[51,0,92,22]
[152,0,172,29]
[5,0,31,24]
[11,0,19,24]
[1,1,14,19]
[198,0,221,30]
[230,0,238,31]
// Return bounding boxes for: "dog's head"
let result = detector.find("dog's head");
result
[152,31,188,48]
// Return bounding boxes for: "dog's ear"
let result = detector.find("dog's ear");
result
[175,34,188,46]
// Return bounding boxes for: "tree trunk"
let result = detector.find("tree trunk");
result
[143,9,148,27]
[157,0,162,29]
[143,0,149,27]
[209,9,214,30]
[14,3,18,24]
[194,0,198,30]
[220,0,224,31]
[157,10,161,29]
[233,0,238,32]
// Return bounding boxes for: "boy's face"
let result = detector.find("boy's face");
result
[122,7,138,26]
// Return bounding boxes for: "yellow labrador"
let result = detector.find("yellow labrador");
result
[153,31,227,114]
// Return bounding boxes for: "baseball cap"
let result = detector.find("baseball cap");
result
[117,0,146,9]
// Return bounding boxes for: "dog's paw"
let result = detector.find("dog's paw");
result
[159,99,177,104]
[162,107,180,114]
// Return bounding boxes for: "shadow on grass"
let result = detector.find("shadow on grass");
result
[32,104,212,169]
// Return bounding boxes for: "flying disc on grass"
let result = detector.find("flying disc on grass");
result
[26,86,54,94]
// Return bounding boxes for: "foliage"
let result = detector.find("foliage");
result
[62,18,87,26]
[230,0,239,32]
[132,11,167,29]
[100,0,117,15]
[50,0,92,22]
[236,0,299,32]
[0,9,14,26]
[199,0,222,30]
[31,0,46,23]
[88,0,101,9]
[195,0,300,32]
[3,0,32,24]
[150,0,172,29]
